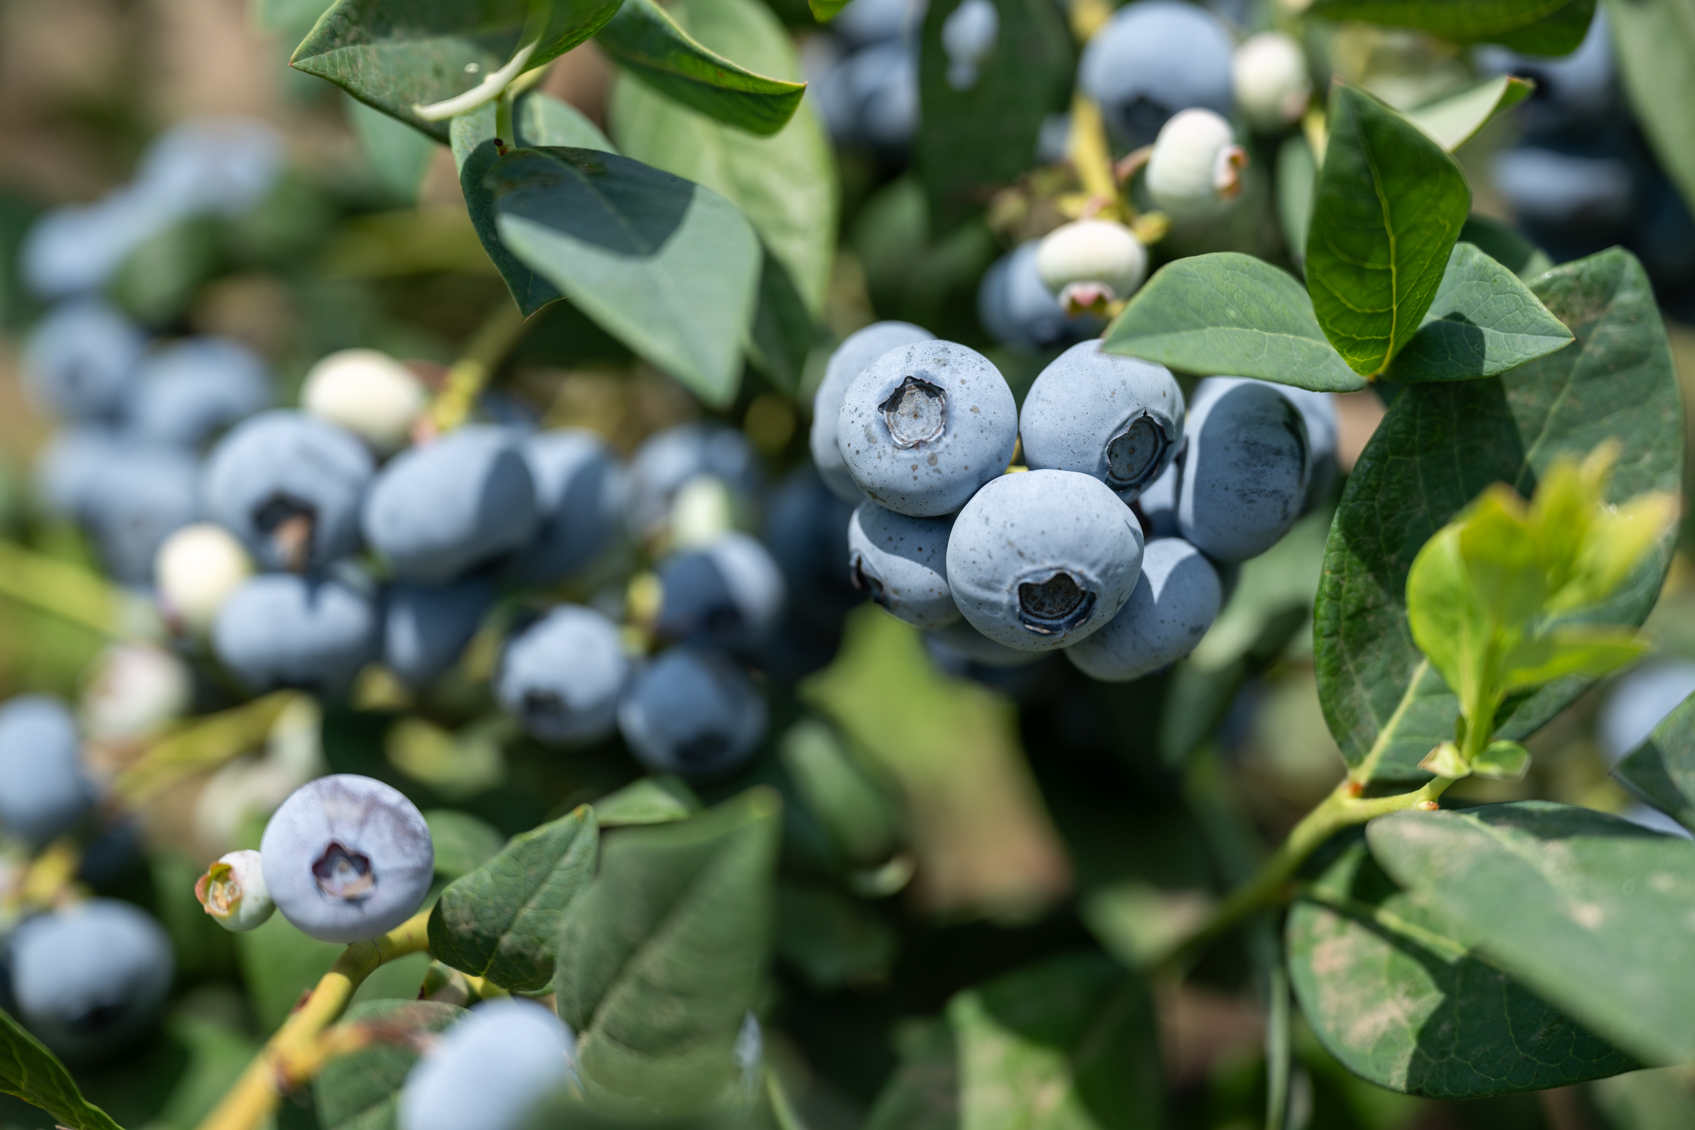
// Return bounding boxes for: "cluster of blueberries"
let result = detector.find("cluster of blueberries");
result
[813,319,1336,682]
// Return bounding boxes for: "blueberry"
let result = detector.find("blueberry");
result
[1079,0,1234,147]
[20,191,176,300]
[154,522,254,634]
[34,426,131,523]
[131,117,284,218]
[1177,380,1309,562]
[847,502,958,628]
[837,340,1018,516]
[946,469,1144,650]
[1018,341,1184,501]
[21,300,146,420]
[812,322,935,504]
[8,899,173,1061]
[1134,459,1181,538]
[80,643,193,741]
[833,0,923,46]
[1064,537,1221,681]
[301,349,428,454]
[941,0,999,90]
[817,42,920,151]
[260,774,433,943]
[83,442,202,585]
[385,578,496,688]
[617,646,768,779]
[194,849,276,933]
[655,532,788,650]
[363,426,538,584]
[203,410,375,572]
[625,424,762,545]
[763,467,862,624]
[503,428,625,587]
[1233,31,1311,131]
[1597,659,1695,764]
[211,571,382,697]
[924,617,1046,668]
[0,695,94,843]
[496,605,631,744]
[1195,377,1337,512]
[128,337,272,449]
[979,241,1102,353]
[399,999,576,1130]
[1035,220,1148,312]
[1145,109,1247,219]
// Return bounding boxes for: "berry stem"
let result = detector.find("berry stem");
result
[193,908,434,1130]
[426,303,529,435]
[112,691,304,805]
[1066,95,1122,220]
[1143,774,1454,978]
[0,540,135,640]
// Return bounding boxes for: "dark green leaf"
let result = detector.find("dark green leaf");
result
[1616,691,1695,831]
[775,881,897,990]
[1461,215,1553,282]
[1315,248,1682,781]
[1384,242,1573,383]
[596,0,805,136]
[0,1007,124,1130]
[1307,0,1598,54]
[747,247,813,394]
[488,145,761,406]
[779,718,901,866]
[1607,0,1695,217]
[1306,83,1471,376]
[594,775,702,826]
[315,1000,464,1130]
[428,806,598,992]
[423,808,506,878]
[608,0,835,316]
[1369,801,1695,1064]
[808,0,854,20]
[1288,831,1636,1098]
[1102,253,1365,392]
[864,954,1161,1130]
[915,0,1074,233]
[555,789,781,1112]
[1404,74,1534,151]
[292,0,623,142]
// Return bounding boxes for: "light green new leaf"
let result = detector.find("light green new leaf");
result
[489,146,761,407]
[1102,252,1364,392]
[1498,627,1647,692]
[1461,215,1554,282]
[292,0,623,142]
[556,790,781,1111]
[1307,83,1471,376]
[315,1000,464,1130]
[1288,832,1637,1098]
[594,775,702,826]
[1307,0,1599,53]
[1616,691,1695,832]
[0,1007,124,1130]
[1609,0,1695,217]
[609,0,835,317]
[809,0,855,20]
[1370,801,1695,1065]
[1405,75,1535,152]
[1385,243,1573,383]
[428,806,597,992]
[1315,249,1681,781]
[596,0,805,137]
[1405,526,1487,709]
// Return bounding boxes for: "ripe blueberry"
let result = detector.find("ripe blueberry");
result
[504,428,625,587]
[812,321,935,504]
[260,774,434,943]
[655,532,788,651]
[82,441,201,585]
[1176,380,1309,562]
[763,467,863,624]
[625,423,762,545]
[979,241,1101,352]
[385,578,496,688]
[0,695,94,843]
[924,617,1046,669]
[211,571,382,697]
[1079,0,1234,147]
[21,300,145,420]
[847,502,959,628]
[1197,377,1337,512]
[127,337,272,450]
[399,999,576,1130]
[496,605,631,744]
[617,646,768,779]
[1064,537,1221,681]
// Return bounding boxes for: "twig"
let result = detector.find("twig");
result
[425,304,530,435]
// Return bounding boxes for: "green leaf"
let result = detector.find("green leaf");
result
[555,789,781,1112]
[775,881,898,991]
[915,0,1074,233]
[1275,135,1317,271]
[1461,215,1554,282]
[1307,0,1599,54]
[1404,74,1535,152]
[346,94,436,204]
[488,145,761,406]
[1101,252,1365,392]
[808,0,854,20]
[1607,0,1695,218]
[315,1000,464,1130]
[1384,242,1574,383]
[428,806,598,992]
[1369,801,1695,1065]
[865,954,1161,1130]
[746,247,813,394]
[594,775,703,826]
[1616,691,1695,831]
[595,0,805,137]
[1315,248,1683,781]
[1288,831,1637,1098]
[779,718,901,867]
[1306,83,1471,376]
[292,0,624,142]
[1473,739,1531,779]
[423,808,506,879]
[608,0,836,316]
[1498,627,1647,691]
[0,1007,124,1130]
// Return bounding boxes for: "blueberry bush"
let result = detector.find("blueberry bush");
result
[0,0,1693,1127]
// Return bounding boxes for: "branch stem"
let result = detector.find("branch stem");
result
[427,303,529,434]
[194,910,433,1130]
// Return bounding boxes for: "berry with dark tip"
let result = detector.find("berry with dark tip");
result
[1065,537,1222,681]
[211,571,382,697]
[812,321,935,504]
[847,502,958,628]
[1079,0,1234,148]
[504,428,625,587]
[617,646,767,779]
[655,533,787,651]
[496,605,631,744]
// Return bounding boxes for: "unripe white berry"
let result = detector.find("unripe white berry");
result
[80,643,193,741]
[194,849,277,932]
[155,523,254,634]
[1233,32,1311,130]
[1145,109,1248,219]
[301,349,427,453]
[1035,219,1148,314]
